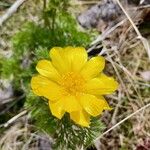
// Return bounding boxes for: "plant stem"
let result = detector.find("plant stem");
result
[43,0,51,29]
[43,0,46,10]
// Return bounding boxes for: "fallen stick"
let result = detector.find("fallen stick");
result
[0,0,27,26]
[95,102,150,142]
[3,110,27,128]
[114,0,150,60]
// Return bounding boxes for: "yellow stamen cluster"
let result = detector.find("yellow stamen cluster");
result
[61,72,85,95]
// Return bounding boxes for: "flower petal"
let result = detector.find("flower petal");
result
[84,73,118,95]
[70,110,90,127]
[31,75,63,101]
[79,94,111,117]
[49,47,69,74]
[48,95,82,118]
[64,47,88,72]
[61,95,82,112]
[80,56,105,81]
[49,101,65,119]
[49,47,88,74]
[36,60,61,83]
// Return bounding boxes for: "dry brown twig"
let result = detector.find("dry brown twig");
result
[71,0,99,5]
[3,110,27,128]
[114,0,150,59]
[0,0,27,26]
[94,102,150,142]
[91,19,127,46]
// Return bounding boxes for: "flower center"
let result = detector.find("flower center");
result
[61,72,85,95]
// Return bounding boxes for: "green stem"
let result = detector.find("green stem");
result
[51,9,56,30]
[43,0,46,10]
[43,0,50,28]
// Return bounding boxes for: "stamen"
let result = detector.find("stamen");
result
[61,72,85,95]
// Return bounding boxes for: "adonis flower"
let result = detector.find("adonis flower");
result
[31,47,118,127]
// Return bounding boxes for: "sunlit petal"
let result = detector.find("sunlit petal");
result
[36,60,61,83]
[60,95,82,112]
[80,56,105,80]
[49,101,65,119]
[49,47,88,74]
[79,94,111,117]
[49,47,69,74]
[70,110,90,127]
[85,73,118,95]
[31,75,63,101]
[64,47,88,72]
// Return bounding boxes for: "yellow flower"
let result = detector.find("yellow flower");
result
[31,47,118,127]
